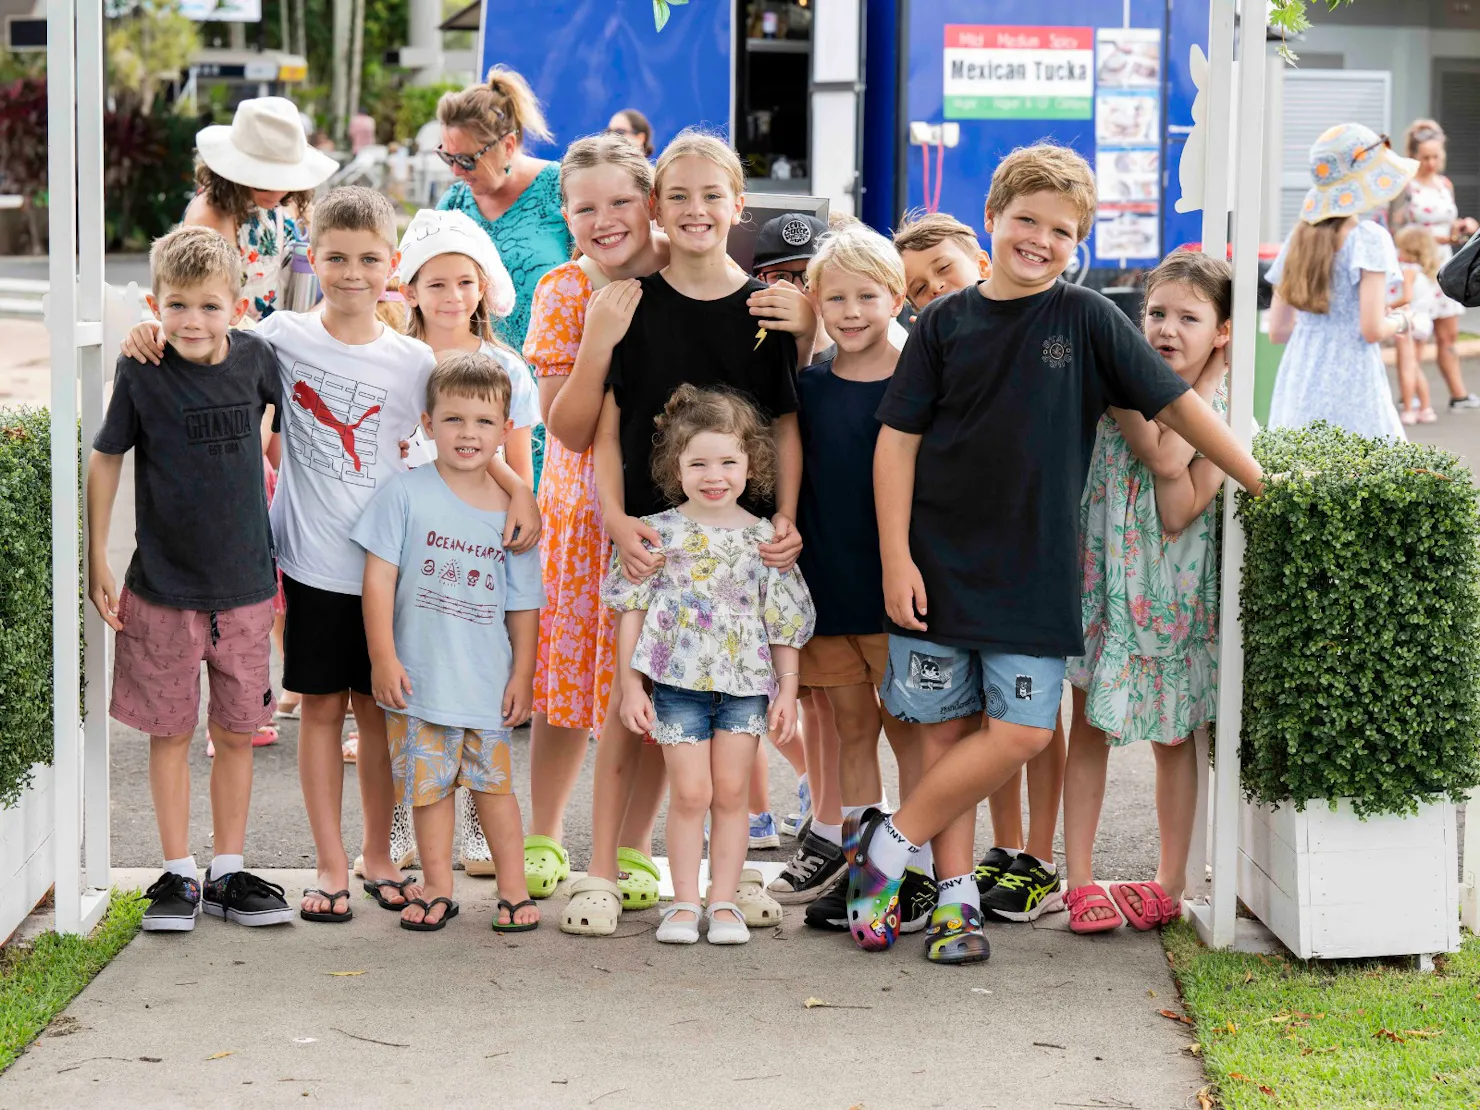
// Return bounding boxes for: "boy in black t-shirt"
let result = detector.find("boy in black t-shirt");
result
[846,143,1265,964]
[88,226,291,933]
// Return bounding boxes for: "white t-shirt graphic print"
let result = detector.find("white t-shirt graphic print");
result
[256,311,435,594]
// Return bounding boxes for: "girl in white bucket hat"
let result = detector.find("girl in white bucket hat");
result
[185,97,339,321]
[1266,123,1418,440]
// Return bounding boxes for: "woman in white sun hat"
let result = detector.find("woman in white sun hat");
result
[1266,122,1418,439]
[186,96,339,320]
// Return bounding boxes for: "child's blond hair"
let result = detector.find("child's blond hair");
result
[654,129,745,198]
[309,186,398,250]
[437,65,555,150]
[650,385,776,507]
[891,209,980,260]
[149,224,242,298]
[806,225,907,298]
[1395,225,1441,280]
[985,144,1097,240]
[560,131,654,205]
[425,349,512,419]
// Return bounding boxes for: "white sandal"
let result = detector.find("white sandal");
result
[656,901,703,945]
[705,901,750,945]
[560,876,622,936]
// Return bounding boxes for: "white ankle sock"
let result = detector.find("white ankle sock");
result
[937,872,981,912]
[810,821,842,847]
[868,816,919,878]
[164,856,197,881]
[999,846,1023,858]
[209,854,244,881]
[841,803,872,824]
[911,843,934,876]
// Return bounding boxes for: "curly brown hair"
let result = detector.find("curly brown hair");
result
[650,385,777,507]
[193,159,313,229]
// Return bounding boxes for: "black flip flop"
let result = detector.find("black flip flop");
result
[300,888,353,923]
[363,876,416,910]
[492,897,540,933]
[400,896,459,932]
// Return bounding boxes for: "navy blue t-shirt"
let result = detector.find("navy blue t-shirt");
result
[796,355,890,638]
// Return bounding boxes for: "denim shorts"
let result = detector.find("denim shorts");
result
[880,635,1065,731]
[650,683,771,745]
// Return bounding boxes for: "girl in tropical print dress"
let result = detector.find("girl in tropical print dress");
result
[1060,252,1232,937]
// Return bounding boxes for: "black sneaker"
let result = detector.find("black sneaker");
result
[1449,393,1480,411]
[204,869,294,927]
[898,866,937,935]
[767,830,846,905]
[142,871,202,932]
[981,853,1064,922]
[803,877,848,930]
[973,846,1016,900]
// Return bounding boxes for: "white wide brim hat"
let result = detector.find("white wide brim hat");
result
[196,96,338,193]
[397,209,517,318]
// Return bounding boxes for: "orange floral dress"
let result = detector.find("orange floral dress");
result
[523,262,616,735]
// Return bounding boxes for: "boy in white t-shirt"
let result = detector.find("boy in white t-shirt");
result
[122,187,540,923]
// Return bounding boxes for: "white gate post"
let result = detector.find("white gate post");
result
[48,0,111,936]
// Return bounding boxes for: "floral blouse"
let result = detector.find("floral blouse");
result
[601,509,815,699]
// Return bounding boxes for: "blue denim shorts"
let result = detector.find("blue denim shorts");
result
[650,683,771,745]
[880,635,1065,731]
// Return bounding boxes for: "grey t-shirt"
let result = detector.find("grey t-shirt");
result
[94,330,280,610]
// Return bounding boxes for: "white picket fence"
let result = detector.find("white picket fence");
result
[0,767,55,943]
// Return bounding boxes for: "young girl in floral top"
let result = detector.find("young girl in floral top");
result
[603,386,814,947]
[1060,251,1232,935]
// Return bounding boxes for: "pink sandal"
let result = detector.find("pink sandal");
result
[207,726,278,757]
[1109,880,1181,931]
[1065,884,1123,934]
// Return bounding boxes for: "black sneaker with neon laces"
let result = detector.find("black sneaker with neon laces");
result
[973,846,1016,900]
[142,871,202,932]
[898,866,937,935]
[204,870,294,927]
[981,853,1064,922]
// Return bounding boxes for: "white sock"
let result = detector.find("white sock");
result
[999,846,1023,858]
[868,816,919,878]
[811,820,842,847]
[841,803,872,824]
[873,796,890,812]
[937,873,981,913]
[911,843,934,876]
[164,856,197,881]
[209,854,244,881]
[1030,854,1058,874]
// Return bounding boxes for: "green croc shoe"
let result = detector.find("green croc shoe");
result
[616,846,661,911]
[523,835,570,900]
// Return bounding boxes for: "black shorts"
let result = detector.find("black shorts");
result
[281,574,372,696]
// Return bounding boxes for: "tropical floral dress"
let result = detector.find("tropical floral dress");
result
[1065,384,1227,746]
[440,165,573,489]
[601,510,816,700]
[238,205,299,321]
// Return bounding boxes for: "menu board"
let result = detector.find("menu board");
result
[1093,27,1163,260]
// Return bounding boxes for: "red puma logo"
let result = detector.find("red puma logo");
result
[292,381,381,472]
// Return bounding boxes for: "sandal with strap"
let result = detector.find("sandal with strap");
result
[1110,880,1181,931]
[493,897,540,933]
[705,901,750,945]
[300,888,353,923]
[1065,884,1123,934]
[363,876,417,911]
[656,901,703,945]
[400,896,459,932]
[560,876,622,936]
[616,846,661,911]
[523,834,571,899]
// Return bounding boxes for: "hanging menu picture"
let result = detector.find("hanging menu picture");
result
[1093,27,1163,261]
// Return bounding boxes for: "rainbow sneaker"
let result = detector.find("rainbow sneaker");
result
[846,810,903,952]
[925,902,991,965]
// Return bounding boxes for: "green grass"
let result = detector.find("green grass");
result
[0,890,145,1072]
[1164,920,1480,1108]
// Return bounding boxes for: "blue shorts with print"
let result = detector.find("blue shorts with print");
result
[880,635,1065,731]
[650,683,771,745]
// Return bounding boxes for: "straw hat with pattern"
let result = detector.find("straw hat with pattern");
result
[1300,122,1418,225]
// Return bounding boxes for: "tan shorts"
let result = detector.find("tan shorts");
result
[799,634,889,689]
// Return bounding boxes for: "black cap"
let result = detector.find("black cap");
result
[752,213,829,269]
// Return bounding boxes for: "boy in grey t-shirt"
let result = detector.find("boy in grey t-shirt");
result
[352,352,544,932]
[87,226,291,933]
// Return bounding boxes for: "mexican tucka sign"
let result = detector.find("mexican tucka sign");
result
[943,24,1093,121]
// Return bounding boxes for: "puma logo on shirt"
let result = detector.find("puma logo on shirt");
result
[292,380,382,472]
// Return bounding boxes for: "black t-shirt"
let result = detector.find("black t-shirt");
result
[796,355,889,638]
[875,281,1190,656]
[94,330,280,610]
[608,273,799,519]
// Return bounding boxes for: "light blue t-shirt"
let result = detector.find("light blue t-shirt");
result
[351,465,544,731]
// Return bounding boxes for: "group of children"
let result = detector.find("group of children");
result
[90,119,1266,962]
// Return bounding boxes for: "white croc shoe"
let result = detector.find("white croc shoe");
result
[656,902,703,944]
[705,901,751,945]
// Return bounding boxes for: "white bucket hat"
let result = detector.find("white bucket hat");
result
[195,97,338,192]
[397,209,517,318]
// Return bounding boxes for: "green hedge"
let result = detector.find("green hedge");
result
[0,408,54,807]
[1236,422,1480,817]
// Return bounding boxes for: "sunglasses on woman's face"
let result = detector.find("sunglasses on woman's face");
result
[436,137,501,173]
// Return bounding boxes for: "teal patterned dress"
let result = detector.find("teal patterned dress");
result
[1065,384,1226,746]
[237,205,300,321]
[438,164,573,489]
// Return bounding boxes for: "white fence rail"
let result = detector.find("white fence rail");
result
[0,769,55,944]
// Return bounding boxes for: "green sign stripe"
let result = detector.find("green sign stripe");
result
[944,95,1092,120]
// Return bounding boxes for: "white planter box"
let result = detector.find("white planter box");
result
[1238,796,1461,960]
[0,764,55,945]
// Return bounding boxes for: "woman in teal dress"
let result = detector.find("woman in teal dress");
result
[435,65,574,489]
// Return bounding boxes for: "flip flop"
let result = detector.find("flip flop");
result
[300,888,353,923]
[400,896,458,932]
[342,733,358,763]
[1065,884,1123,934]
[493,897,540,933]
[523,835,570,899]
[363,876,417,910]
[616,846,660,911]
[1109,880,1181,931]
